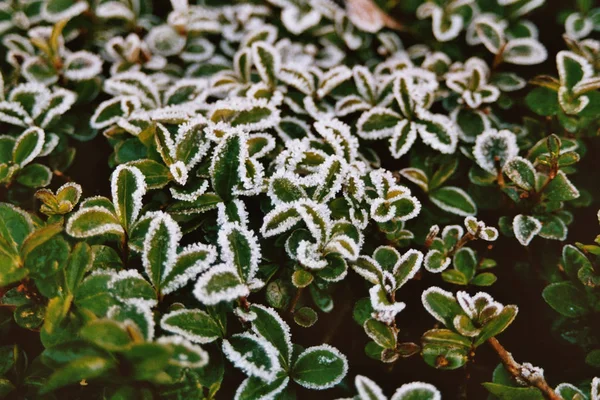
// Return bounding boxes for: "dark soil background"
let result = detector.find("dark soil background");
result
[6,0,598,398]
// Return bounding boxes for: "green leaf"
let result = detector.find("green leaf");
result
[585,349,600,367]
[364,318,397,349]
[482,383,544,400]
[161,243,216,294]
[41,356,115,394]
[543,171,579,202]
[312,157,344,202]
[223,333,281,382]
[13,127,44,167]
[503,157,536,191]
[453,248,477,281]
[80,320,133,351]
[20,222,63,261]
[0,203,34,250]
[292,269,313,288]
[526,87,559,116]
[357,107,401,138]
[220,223,258,281]
[558,50,589,89]
[168,193,222,215]
[75,273,118,317]
[16,163,52,188]
[161,309,223,344]
[292,345,348,389]
[211,133,242,202]
[442,269,468,285]
[235,374,289,400]
[513,214,542,246]
[430,159,458,191]
[112,165,146,232]
[109,270,156,304]
[391,382,441,400]
[122,343,172,380]
[294,307,318,328]
[142,213,180,292]
[42,295,73,337]
[64,242,92,294]
[14,303,45,329]
[471,272,497,286]
[251,42,280,87]
[542,281,590,318]
[429,187,476,217]
[128,159,171,189]
[193,264,248,305]
[269,175,306,203]
[422,287,464,328]
[399,168,429,192]
[66,207,124,238]
[476,19,505,53]
[474,305,518,346]
[250,304,292,367]
[421,342,469,370]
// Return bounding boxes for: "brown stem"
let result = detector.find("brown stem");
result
[239,296,250,312]
[492,43,508,71]
[487,337,561,400]
[288,287,304,314]
[450,232,476,257]
[496,166,505,189]
[120,233,129,266]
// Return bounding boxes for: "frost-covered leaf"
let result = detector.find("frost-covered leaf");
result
[473,129,519,174]
[390,382,441,400]
[235,375,290,400]
[16,163,52,188]
[364,318,397,349]
[219,222,261,282]
[400,168,429,192]
[146,25,186,57]
[107,270,156,306]
[210,132,243,202]
[317,66,352,99]
[502,157,536,191]
[252,42,281,87]
[421,287,464,327]
[111,165,146,232]
[66,207,124,238]
[194,264,248,305]
[142,212,181,293]
[429,187,476,217]
[475,19,506,54]
[250,305,292,367]
[502,38,548,65]
[512,214,542,246]
[63,51,103,82]
[162,243,217,295]
[43,0,89,22]
[13,127,44,167]
[357,107,401,140]
[355,375,386,400]
[415,111,457,154]
[223,332,281,382]
[160,309,223,344]
[390,120,418,159]
[543,171,580,202]
[291,344,348,390]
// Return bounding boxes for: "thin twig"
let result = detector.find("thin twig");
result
[288,287,304,314]
[487,337,561,400]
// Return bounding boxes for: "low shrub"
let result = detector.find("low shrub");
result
[0,0,599,399]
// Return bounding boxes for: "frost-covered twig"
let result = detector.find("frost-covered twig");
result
[487,337,561,400]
